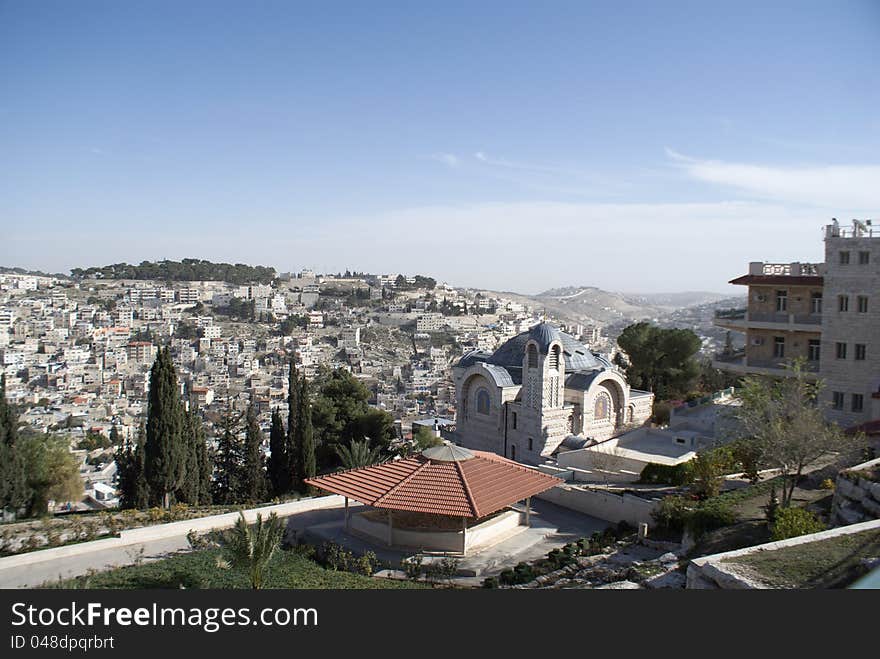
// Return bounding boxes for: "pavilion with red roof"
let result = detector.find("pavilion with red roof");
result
[305,444,562,555]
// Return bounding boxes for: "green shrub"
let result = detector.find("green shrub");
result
[686,499,737,538]
[639,462,694,486]
[771,507,825,541]
[616,520,635,536]
[482,576,499,588]
[652,495,692,533]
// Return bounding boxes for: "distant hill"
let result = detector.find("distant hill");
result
[70,259,276,285]
[480,286,744,338]
[619,291,733,310]
[0,266,69,279]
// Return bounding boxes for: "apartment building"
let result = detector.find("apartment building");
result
[714,219,879,426]
[713,261,824,378]
[819,220,880,426]
[125,341,157,364]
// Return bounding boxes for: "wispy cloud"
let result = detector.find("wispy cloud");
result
[666,148,880,210]
[426,150,630,197]
[426,152,459,167]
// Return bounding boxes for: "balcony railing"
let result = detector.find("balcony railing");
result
[713,352,820,373]
[714,308,746,320]
[715,310,822,326]
[748,262,824,276]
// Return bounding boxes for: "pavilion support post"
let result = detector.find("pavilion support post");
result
[462,516,468,555]
[387,510,393,547]
[344,497,350,530]
[525,497,531,526]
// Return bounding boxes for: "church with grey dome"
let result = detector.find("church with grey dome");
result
[449,323,654,464]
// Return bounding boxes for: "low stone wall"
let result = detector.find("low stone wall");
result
[537,485,658,527]
[686,517,880,589]
[348,509,525,555]
[465,510,526,553]
[0,496,345,585]
[830,457,880,526]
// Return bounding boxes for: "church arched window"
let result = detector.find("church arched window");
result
[527,344,538,368]
[476,388,491,415]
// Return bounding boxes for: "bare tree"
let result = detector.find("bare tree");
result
[588,440,627,487]
[731,359,864,507]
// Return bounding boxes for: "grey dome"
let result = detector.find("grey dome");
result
[422,443,475,463]
[487,323,606,373]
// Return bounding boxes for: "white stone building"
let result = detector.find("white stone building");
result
[820,219,880,426]
[449,323,653,465]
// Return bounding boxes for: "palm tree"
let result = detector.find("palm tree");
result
[336,438,384,469]
[222,512,284,589]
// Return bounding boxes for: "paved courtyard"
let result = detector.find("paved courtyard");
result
[288,498,610,586]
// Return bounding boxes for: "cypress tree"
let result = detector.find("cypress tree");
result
[117,422,149,510]
[0,375,27,515]
[267,408,289,496]
[286,358,300,490]
[192,412,213,505]
[296,376,316,492]
[109,424,120,446]
[177,411,201,505]
[243,404,267,504]
[144,348,186,508]
[213,405,244,505]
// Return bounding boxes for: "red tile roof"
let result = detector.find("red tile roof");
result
[305,450,562,518]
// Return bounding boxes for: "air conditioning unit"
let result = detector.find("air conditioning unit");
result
[751,337,764,346]
[755,294,767,302]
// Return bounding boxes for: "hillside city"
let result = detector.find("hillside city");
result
[0,264,734,507]
[0,217,877,591]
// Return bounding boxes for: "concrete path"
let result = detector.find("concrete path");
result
[0,496,346,589]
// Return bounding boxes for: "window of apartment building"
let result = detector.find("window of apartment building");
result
[857,296,868,313]
[808,339,821,361]
[810,292,822,314]
[852,394,864,413]
[858,251,870,265]
[855,344,866,360]
[773,336,785,358]
[510,444,516,460]
[836,342,847,359]
[528,438,533,451]
[775,290,787,312]
[839,251,850,265]
[838,295,849,312]
[511,412,517,430]
[832,392,845,410]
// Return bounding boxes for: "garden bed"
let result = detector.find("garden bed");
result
[721,528,880,588]
[42,547,430,589]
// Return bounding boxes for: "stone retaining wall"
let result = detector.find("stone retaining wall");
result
[537,484,659,527]
[686,517,880,589]
[830,457,880,526]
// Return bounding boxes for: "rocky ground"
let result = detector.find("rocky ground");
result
[504,539,688,590]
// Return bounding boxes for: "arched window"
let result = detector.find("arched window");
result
[549,345,561,370]
[527,344,538,369]
[476,388,491,415]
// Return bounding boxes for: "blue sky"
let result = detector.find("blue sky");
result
[2,1,878,294]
